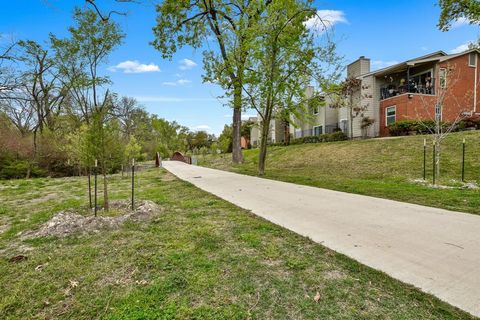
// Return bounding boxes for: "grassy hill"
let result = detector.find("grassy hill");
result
[0,168,476,319]
[200,131,480,215]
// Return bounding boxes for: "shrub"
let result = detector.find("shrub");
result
[290,131,347,145]
[388,119,467,136]
[388,120,418,136]
[463,115,480,129]
[321,131,348,142]
[0,160,47,179]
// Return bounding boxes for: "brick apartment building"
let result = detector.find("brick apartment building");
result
[349,49,480,137]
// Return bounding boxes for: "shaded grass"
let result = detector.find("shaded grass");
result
[199,131,480,214]
[0,169,476,319]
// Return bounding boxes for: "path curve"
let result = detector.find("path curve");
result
[163,161,480,317]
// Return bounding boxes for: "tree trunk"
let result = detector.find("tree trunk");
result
[258,102,274,176]
[103,170,109,211]
[88,169,92,209]
[435,141,441,178]
[258,121,270,176]
[284,121,290,145]
[26,166,31,179]
[232,87,243,164]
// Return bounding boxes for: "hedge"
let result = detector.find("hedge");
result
[387,120,464,136]
[290,131,348,145]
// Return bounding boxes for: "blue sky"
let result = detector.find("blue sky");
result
[1,0,478,135]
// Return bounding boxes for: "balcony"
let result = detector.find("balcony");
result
[381,78,435,100]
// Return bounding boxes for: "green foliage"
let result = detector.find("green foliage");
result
[124,135,142,163]
[290,131,348,145]
[241,0,340,174]
[438,0,480,31]
[388,120,462,136]
[218,124,233,153]
[388,120,420,136]
[151,117,189,158]
[186,131,213,150]
[152,0,282,163]
[0,160,46,179]
[83,108,124,173]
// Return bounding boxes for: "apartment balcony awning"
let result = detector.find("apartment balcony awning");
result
[357,51,447,79]
[364,57,443,78]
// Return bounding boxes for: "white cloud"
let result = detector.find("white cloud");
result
[420,46,428,51]
[451,17,471,29]
[179,59,198,70]
[449,41,473,54]
[371,60,399,70]
[162,82,177,86]
[193,125,211,131]
[304,10,347,33]
[108,60,160,73]
[162,79,192,86]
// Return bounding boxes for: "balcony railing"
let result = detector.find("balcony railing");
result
[380,78,435,100]
[293,125,339,139]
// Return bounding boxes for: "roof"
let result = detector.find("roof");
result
[358,49,479,78]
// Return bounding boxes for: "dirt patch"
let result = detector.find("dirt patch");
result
[161,174,177,182]
[323,269,347,281]
[29,192,60,205]
[22,200,161,239]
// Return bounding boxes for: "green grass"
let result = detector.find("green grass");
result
[0,168,476,319]
[199,131,480,215]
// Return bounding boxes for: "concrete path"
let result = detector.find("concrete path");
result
[163,161,480,317]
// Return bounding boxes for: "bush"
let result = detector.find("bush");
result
[387,120,418,136]
[0,160,47,179]
[290,131,348,145]
[321,131,348,142]
[462,115,480,129]
[388,119,468,136]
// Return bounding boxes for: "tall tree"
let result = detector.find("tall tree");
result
[52,7,124,114]
[17,40,67,134]
[243,0,339,175]
[0,39,18,101]
[152,0,273,164]
[438,0,480,31]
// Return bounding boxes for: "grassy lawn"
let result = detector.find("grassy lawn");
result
[199,131,480,215]
[0,168,475,319]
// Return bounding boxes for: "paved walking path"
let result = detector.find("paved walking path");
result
[163,161,480,317]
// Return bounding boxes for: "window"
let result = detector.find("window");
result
[435,104,442,122]
[469,53,477,67]
[313,126,323,136]
[439,68,447,89]
[386,106,396,126]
